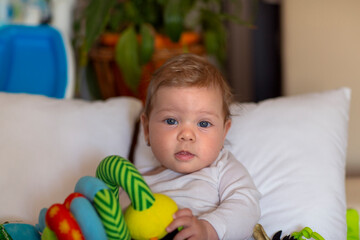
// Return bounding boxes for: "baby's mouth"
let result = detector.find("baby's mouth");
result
[175,151,195,161]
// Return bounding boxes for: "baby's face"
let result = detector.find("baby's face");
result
[142,86,231,174]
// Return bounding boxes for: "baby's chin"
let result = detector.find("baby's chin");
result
[168,164,203,174]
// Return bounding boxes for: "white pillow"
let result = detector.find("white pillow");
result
[0,93,142,225]
[134,88,351,239]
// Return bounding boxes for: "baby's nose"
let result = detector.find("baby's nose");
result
[178,128,195,142]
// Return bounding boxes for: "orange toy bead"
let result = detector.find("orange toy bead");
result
[63,193,86,210]
[46,203,85,240]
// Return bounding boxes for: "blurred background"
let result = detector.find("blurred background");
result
[1,0,359,175]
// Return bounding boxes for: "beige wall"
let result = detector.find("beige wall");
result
[282,0,360,175]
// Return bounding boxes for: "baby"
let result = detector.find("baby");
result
[134,53,260,239]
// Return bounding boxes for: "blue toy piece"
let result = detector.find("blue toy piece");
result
[0,24,70,98]
[1,223,40,240]
[70,194,108,240]
[36,208,47,233]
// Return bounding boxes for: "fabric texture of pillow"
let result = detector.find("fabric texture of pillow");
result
[0,93,143,225]
[134,88,351,239]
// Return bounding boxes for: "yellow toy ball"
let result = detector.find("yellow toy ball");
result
[125,193,178,240]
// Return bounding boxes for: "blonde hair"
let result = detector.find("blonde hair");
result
[143,53,233,120]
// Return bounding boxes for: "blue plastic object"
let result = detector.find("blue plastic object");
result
[3,223,41,240]
[0,24,68,98]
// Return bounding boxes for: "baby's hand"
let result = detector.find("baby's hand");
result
[166,208,218,240]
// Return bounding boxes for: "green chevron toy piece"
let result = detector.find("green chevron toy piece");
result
[0,224,13,240]
[93,188,128,240]
[96,155,156,210]
[96,155,178,240]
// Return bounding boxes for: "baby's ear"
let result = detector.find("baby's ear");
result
[140,113,150,145]
[224,118,232,138]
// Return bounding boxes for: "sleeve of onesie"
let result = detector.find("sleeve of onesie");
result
[198,152,261,240]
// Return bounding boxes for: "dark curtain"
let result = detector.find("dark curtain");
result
[226,0,281,103]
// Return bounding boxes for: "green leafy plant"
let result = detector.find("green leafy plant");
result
[73,0,256,93]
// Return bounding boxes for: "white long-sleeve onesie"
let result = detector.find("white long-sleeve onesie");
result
[121,149,261,239]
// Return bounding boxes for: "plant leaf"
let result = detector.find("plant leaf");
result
[85,64,102,100]
[115,26,142,92]
[107,4,127,32]
[201,9,227,64]
[123,1,141,24]
[204,30,218,55]
[164,0,184,42]
[204,29,226,63]
[133,0,162,26]
[139,24,155,65]
[84,0,116,52]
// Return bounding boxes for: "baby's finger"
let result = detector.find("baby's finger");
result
[173,226,193,240]
[166,215,192,233]
[174,208,193,218]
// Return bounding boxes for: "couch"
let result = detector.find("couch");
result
[0,87,357,239]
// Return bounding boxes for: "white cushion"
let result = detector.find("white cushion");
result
[134,88,351,239]
[0,93,143,225]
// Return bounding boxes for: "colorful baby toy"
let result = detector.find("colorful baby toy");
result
[1,155,177,240]
[253,224,325,240]
[0,155,333,240]
[42,155,178,240]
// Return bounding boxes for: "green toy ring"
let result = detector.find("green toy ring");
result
[96,155,178,240]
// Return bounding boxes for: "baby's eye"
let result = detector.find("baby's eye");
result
[198,121,212,128]
[165,118,178,125]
